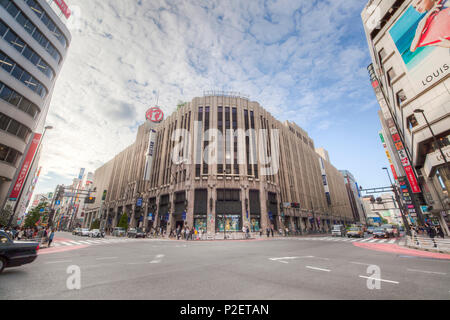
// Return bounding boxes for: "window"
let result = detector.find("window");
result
[407,114,418,132]
[0,21,55,79]
[0,143,20,165]
[0,51,47,98]
[387,68,396,85]
[0,82,40,119]
[396,90,407,108]
[0,1,61,63]
[378,48,386,61]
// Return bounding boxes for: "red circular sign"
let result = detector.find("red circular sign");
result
[146,107,164,123]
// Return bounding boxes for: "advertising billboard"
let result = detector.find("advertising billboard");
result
[389,0,450,92]
[9,133,42,200]
[143,129,157,181]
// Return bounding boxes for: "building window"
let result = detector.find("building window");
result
[406,114,418,132]
[378,48,386,61]
[396,90,407,108]
[0,143,20,166]
[0,51,47,97]
[0,0,61,63]
[0,82,39,119]
[25,0,68,48]
[0,20,55,79]
[0,112,31,141]
[387,68,396,86]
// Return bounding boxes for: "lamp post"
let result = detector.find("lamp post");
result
[7,126,53,227]
[414,109,448,165]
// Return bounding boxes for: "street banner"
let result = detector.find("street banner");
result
[143,129,157,181]
[9,133,42,200]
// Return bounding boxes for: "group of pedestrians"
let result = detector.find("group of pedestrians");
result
[0,225,56,247]
[411,224,445,239]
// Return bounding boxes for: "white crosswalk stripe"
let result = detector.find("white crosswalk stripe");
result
[388,239,396,244]
[377,239,387,243]
[69,241,83,245]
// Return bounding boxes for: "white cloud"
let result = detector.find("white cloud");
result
[35,0,374,193]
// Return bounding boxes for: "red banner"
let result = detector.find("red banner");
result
[9,134,42,200]
[390,164,398,181]
[404,165,421,193]
[53,0,71,19]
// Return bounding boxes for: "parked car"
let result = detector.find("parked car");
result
[0,231,39,273]
[373,227,388,238]
[72,228,81,236]
[331,225,346,237]
[127,228,146,238]
[79,228,90,237]
[89,229,104,238]
[347,227,364,238]
[112,227,126,237]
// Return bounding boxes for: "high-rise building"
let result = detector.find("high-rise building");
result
[340,170,367,224]
[85,94,354,237]
[0,0,72,214]
[361,0,450,234]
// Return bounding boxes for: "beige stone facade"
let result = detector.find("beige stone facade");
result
[85,95,353,236]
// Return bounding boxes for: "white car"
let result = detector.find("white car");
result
[89,229,102,238]
[79,228,90,237]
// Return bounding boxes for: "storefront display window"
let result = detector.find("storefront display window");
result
[250,217,260,232]
[216,214,241,232]
[194,218,207,232]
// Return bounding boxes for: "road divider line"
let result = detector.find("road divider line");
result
[407,268,447,275]
[95,257,118,261]
[359,275,399,284]
[306,266,331,272]
[44,260,72,264]
[350,261,372,266]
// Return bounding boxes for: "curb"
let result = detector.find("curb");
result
[405,245,449,254]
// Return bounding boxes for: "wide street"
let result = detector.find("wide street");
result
[1,232,449,300]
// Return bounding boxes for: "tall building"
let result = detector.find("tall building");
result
[361,0,450,234]
[340,170,367,224]
[0,0,72,214]
[85,94,353,237]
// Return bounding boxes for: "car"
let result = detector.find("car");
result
[331,225,346,237]
[79,228,90,237]
[127,228,146,238]
[112,227,126,237]
[72,228,81,236]
[347,227,364,238]
[0,231,39,273]
[89,229,104,238]
[373,227,388,238]
[380,224,396,238]
[367,226,376,234]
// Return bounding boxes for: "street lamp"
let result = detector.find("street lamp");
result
[414,109,448,165]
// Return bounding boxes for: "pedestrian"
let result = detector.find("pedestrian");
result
[242,226,246,238]
[437,225,445,239]
[176,225,181,240]
[185,227,190,240]
[266,228,270,238]
[429,225,436,239]
[270,227,274,237]
[48,229,55,247]
[285,227,289,237]
[246,225,250,239]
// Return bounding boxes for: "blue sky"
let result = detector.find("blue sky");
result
[35,0,392,196]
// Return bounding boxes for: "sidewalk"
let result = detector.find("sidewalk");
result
[402,235,450,254]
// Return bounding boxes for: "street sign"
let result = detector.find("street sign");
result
[55,200,61,205]
[182,211,186,221]
[136,198,143,207]
[39,208,44,212]
[268,212,273,220]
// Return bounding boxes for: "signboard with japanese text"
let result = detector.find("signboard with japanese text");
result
[9,133,42,200]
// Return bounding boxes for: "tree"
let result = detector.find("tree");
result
[177,101,187,110]
[117,212,128,230]
[90,219,100,230]
[24,202,48,228]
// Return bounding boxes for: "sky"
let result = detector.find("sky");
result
[34,0,392,196]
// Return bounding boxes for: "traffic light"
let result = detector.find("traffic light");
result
[85,196,96,204]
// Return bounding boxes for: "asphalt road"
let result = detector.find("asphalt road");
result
[1,232,449,300]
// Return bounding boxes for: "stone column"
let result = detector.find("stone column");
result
[142,201,149,232]
[207,186,215,236]
[260,186,270,232]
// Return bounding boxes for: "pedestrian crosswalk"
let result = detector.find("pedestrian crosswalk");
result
[51,238,144,248]
[283,236,405,245]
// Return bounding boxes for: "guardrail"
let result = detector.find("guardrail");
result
[406,235,450,253]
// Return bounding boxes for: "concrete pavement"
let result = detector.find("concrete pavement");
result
[1,232,449,300]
